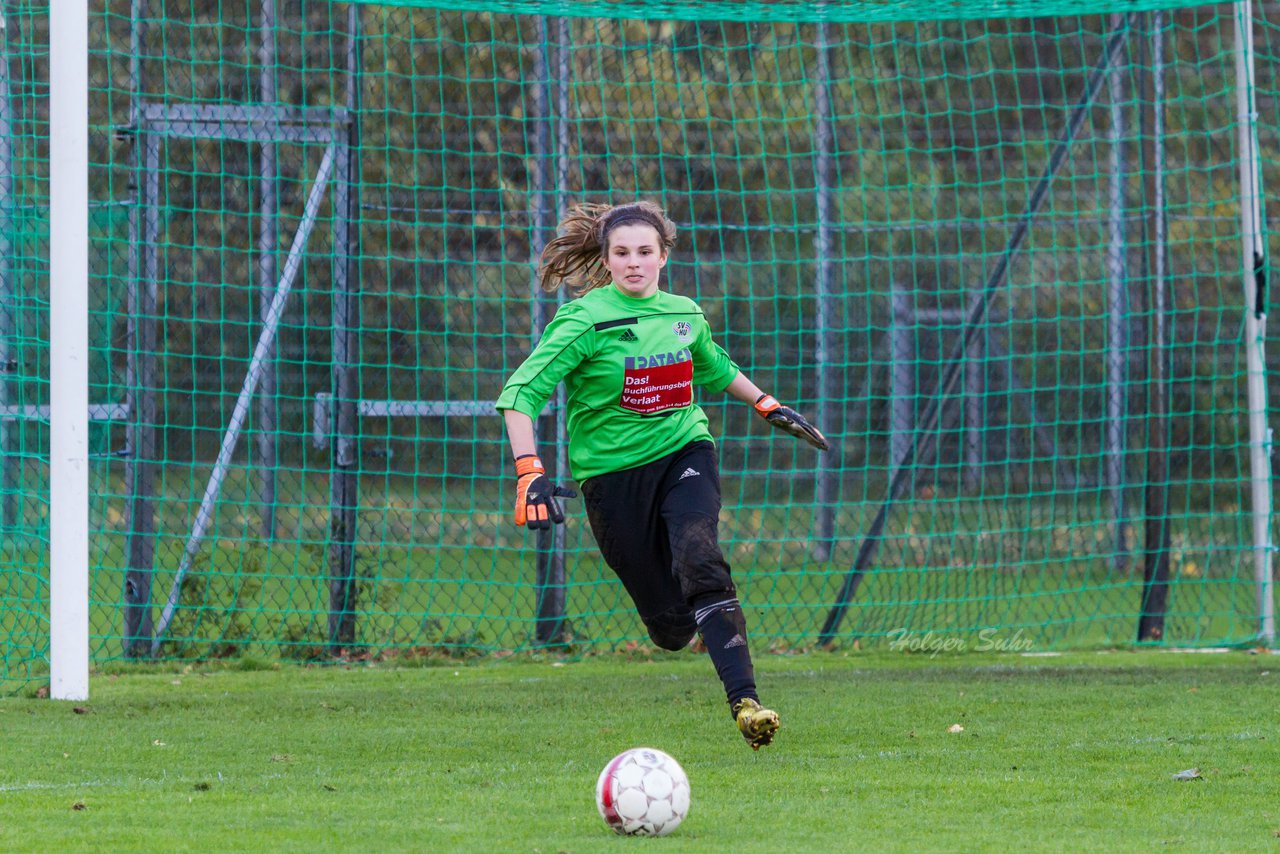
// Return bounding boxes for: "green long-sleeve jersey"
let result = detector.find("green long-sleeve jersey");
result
[496,285,740,481]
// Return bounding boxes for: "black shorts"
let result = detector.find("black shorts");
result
[580,440,735,631]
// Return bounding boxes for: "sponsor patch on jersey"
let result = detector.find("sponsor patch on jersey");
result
[621,357,693,414]
[624,349,690,371]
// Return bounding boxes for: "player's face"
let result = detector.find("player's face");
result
[603,224,668,298]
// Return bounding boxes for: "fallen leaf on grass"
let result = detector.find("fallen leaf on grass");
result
[72,706,89,715]
[947,724,965,734]
[71,801,86,811]
[1171,768,1202,781]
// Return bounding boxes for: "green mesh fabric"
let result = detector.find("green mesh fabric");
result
[2,1,1277,686]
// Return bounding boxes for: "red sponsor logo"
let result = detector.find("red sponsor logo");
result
[620,359,692,414]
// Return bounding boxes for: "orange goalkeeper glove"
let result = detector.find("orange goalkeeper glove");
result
[754,394,830,451]
[513,455,576,529]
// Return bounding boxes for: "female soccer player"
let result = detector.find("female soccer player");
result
[496,201,828,750]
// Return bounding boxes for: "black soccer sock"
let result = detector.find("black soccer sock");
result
[692,595,757,712]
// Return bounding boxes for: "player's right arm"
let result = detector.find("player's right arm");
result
[502,409,576,529]
[496,303,593,528]
[496,301,593,418]
[503,409,539,460]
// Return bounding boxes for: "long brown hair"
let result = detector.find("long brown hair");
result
[537,201,677,295]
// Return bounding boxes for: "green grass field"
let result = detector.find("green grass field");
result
[2,650,1278,852]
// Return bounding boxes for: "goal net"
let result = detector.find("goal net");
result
[5,0,1278,686]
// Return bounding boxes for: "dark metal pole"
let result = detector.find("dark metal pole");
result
[125,129,161,656]
[256,0,280,539]
[819,16,1137,645]
[813,15,837,560]
[963,302,983,490]
[123,0,157,655]
[328,5,361,652]
[1105,11,1131,571]
[529,16,567,646]
[0,0,15,532]
[889,282,912,480]
[549,14,573,639]
[1137,11,1171,642]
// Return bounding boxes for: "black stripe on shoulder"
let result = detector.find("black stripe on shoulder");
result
[593,317,638,331]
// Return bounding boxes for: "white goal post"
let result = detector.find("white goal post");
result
[50,0,90,701]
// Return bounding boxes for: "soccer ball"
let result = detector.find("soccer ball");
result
[595,747,691,836]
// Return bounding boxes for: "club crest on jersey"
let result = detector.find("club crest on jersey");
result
[672,321,692,341]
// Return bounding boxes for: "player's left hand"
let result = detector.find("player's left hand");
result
[754,394,830,451]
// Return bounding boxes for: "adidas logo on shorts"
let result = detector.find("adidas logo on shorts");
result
[617,329,639,342]
[679,467,700,480]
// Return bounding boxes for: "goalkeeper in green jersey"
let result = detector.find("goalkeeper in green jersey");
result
[497,200,828,750]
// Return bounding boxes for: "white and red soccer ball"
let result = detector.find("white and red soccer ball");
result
[595,747,691,836]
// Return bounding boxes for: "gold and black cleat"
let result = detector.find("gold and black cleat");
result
[732,698,780,751]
